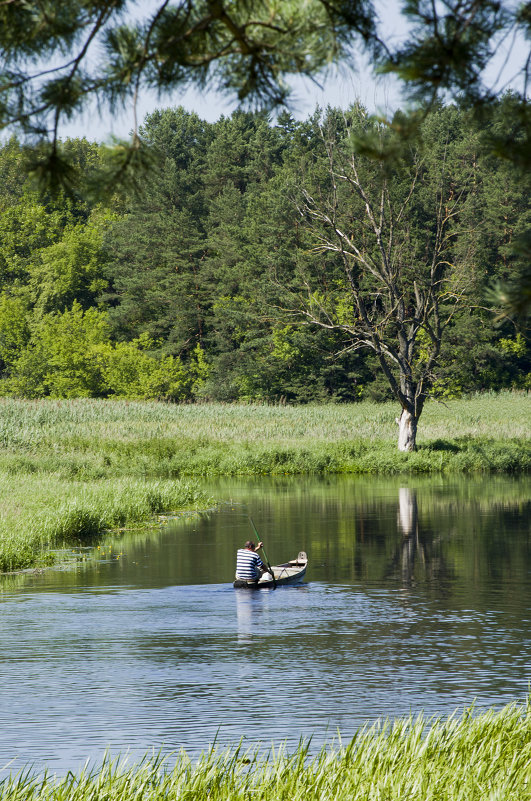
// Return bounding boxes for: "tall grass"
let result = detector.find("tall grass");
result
[0,474,211,573]
[0,393,528,572]
[0,392,529,445]
[1,699,529,800]
[0,393,529,480]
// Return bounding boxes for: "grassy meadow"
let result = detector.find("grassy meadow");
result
[0,392,529,573]
[1,700,529,801]
[0,391,529,478]
[0,473,211,573]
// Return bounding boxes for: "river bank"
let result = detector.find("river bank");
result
[0,393,529,572]
[1,700,528,800]
[0,474,212,573]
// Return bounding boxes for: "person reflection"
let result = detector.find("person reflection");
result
[235,589,257,643]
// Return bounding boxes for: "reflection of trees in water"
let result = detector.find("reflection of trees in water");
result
[386,488,450,588]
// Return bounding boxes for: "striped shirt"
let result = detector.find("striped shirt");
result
[236,548,264,580]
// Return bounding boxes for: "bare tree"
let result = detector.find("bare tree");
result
[291,109,475,451]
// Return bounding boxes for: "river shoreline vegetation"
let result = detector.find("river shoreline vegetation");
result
[0,393,529,573]
[0,699,529,801]
[0,473,212,574]
[0,70,529,574]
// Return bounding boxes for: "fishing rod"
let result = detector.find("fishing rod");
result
[248,515,276,589]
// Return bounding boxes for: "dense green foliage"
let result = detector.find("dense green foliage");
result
[0,101,528,405]
[1,700,529,800]
[2,1,528,320]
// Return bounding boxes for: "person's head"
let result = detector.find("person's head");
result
[244,540,255,551]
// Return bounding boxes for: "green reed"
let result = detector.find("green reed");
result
[0,474,211,573]
[0,699,529,800]
[0,391,528,445]
[0,393,528,480]
[0,393,528,572]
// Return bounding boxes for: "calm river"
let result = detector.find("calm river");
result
[0,475,529,776]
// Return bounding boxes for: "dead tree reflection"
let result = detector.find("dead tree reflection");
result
[386,488,449,589]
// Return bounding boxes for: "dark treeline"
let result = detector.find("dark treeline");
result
[0,98,528,403]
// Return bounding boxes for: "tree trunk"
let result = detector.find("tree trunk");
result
[397,408,418,451]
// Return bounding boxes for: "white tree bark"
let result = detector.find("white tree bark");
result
[397,408,418,452]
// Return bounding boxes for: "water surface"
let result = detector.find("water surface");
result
[0,475,529,775]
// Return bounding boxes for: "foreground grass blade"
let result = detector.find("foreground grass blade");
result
[0,699,529,800]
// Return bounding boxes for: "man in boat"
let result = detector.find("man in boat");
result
[235,540,271,584]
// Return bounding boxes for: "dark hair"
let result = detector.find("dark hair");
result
[244,540,255,550]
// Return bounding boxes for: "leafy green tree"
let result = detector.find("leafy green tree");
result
[0,103,527,404]
[0,302,210,400]
[105,108,290,381]
[2,0,528,325]
[476,94,531,326]
[0,291,31,372]
[202,116,371,402]
[0,137,28,207]
[29,212,113,315]
[102,337,209,400]
[104,111,210,354]
[4,302,110,398]
[0,137,108,297]
[0,202,65,289]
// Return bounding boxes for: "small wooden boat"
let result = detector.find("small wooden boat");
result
[233,551,308,589]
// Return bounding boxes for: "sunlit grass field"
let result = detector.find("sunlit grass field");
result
[1,700,529,801]
[0,391,529,479]
[0,391,529,446]
[0,392,529,572]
